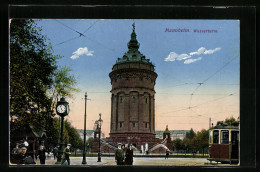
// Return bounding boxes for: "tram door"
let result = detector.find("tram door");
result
[231,131,239,159]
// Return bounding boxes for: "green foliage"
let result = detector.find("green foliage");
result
[86,137,94,152]
[53,66,79,97]
[10,19,58,131]
[224,116,237,125]
[173,128,209,154]
[45,117,60,147]
[173,138,184,151]
[49,66,79,112]
[10,19,80,150]
[64,120,83,148]
[186,128,196,140]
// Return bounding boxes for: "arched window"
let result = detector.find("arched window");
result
[120,96,123,103]
[133,96,136,103]
[145,97,148,104]
[133,122,135,128]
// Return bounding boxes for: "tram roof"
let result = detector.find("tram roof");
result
[211,121,239,130]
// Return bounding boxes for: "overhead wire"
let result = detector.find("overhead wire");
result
[187,55,238,109]
[54,19,118,54]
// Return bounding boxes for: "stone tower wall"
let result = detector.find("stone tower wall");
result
[109,62,157,136]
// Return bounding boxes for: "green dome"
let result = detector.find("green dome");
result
[116,23,152,64]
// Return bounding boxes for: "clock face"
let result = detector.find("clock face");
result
[57,104,66,114]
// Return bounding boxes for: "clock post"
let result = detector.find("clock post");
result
[55,97,69,164]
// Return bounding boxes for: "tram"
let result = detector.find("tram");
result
[208,121,239,164]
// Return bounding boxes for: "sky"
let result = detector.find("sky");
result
[35,19,239,137]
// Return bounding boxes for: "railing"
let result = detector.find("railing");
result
[100,139,117,150]
[148,138,167,150]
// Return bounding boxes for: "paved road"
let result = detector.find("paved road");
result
[31,157,238,166]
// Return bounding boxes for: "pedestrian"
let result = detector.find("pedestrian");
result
[52,146,58,159]
[121,144,126,165]
[11,144,36,164]
[165,149,170,159]
[125,144,133,165]
[11,143,19,155]
[115,143,124,165]
[37,145,46,164]
[10,143,20,163]
[61,144,71,165]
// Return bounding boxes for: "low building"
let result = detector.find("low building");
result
[155,130,189,140]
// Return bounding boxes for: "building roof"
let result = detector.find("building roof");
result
[76,129,95,135]
[155,130,189,135]
[116,23,153,65]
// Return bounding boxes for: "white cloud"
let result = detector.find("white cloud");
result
[70,47,94,60]
[165,47,220,64]
[184,57,202,64]
[190,47,206,55]
[189,47,221,56]
[164,52,191,61]
[204,47,221,54]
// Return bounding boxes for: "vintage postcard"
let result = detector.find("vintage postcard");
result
[9,19,240,166]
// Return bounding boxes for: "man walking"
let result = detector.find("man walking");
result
[37,145,46,164]
[52,146,58,159]
[61,144,71,165]
[115,143,124,165]
[165,149,170,159]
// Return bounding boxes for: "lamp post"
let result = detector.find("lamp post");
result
[82,92,88,164]
[97,113,103,162]
[55,97,69,164]
[185,144,187,156]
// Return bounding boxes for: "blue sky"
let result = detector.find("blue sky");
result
[35,19,239,135]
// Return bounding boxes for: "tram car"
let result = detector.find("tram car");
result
[208,121,239,164]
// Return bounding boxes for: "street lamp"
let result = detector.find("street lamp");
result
[97,113,103,162]
[55,97,69,164]
[82,92,88,164]
[185,144,187,156]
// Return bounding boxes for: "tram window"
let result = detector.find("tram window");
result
[213,130,219,144]
[221,130,229,144]
[210,130,213,143]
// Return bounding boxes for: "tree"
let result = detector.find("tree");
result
[173,138,184,152]
[10,19,80,151]
[194,129,209,155]
[224,116,237,125]
[64,120,83,149]
[10,19,58,133]
[49,66,79,111]
[86,138,94,153]
[182,138,191,152]
[183,128,209,155]
[186,128,196,140]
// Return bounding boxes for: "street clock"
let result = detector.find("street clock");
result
[56,97,69,117]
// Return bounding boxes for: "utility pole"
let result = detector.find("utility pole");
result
[82,92,88,164]
[209,117,211,129]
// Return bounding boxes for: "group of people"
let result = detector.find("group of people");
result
[11,142,72,165]
[10,143,36,164]
[115,143,133,165]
